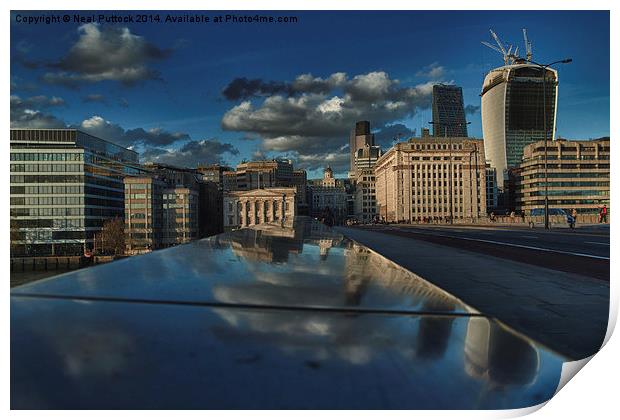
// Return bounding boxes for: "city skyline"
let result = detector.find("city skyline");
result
[10,10,610,177]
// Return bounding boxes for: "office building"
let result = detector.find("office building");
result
[354,168,377,222]
[196,163,233,185]
[223,187,297,230]
[124,164,221,254]
[485,166,498,212]
[162,186,200,246]
[481,63,558,182]
[222,170,238,191]
[236,159,294,190]
[124,176,166,254]
[349,121,375,175]
[292,169,308,215]
[432,84,468,138]
[198,181,224,238]
[515,138,610,215]
[10,128,143,256]
[353,144,382,174]
[374,137,486,222]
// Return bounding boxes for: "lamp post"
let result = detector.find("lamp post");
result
[428,121,471,224]
[529,58,572,229]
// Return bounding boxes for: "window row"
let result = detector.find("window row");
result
[10,152,83,162]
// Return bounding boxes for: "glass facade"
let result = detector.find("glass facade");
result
[10,129,143,256]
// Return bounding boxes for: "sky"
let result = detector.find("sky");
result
[10,10,610,178]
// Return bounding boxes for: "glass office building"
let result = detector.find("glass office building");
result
[481,64,558,183]
[10,129,143,256]
[432,84,468,138]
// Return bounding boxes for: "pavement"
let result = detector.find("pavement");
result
[335,225,610,360]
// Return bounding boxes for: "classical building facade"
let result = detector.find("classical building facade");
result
[515,138,610,215]
[223,187,296,230]
[374,137,486,222]
[308,167,348,223]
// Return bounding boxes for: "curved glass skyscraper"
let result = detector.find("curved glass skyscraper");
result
[481,63,558,184]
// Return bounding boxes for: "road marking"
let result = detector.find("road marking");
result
[585,241,610,246]
[416,232,610,260]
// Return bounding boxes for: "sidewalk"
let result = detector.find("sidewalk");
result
[388,222,610,235]
[336,227,609,360]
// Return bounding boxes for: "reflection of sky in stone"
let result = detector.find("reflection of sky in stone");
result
[14,220,472,313]
[11,296,564,409]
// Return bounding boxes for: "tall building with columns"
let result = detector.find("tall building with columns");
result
[374,137,486,222]
[223,187,296,231]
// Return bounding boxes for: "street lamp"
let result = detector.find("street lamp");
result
[529,58,572,229]
[428,121,471,224]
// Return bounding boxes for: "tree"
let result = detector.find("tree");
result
[95,217,125,256]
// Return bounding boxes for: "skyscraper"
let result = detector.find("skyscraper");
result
[432,84,468,138]
[349,121,374,175]
[481,63,558,182]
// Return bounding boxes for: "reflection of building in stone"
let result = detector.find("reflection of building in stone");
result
[343,242,462,310]
[223,188,296,231]
[464,317,539,387]
[375,137,486,222]
[220,223,304,263]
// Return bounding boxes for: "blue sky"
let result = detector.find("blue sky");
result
[10,10,610,177]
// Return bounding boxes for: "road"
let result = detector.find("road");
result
[354,224,609,281]
[337,225,610,359]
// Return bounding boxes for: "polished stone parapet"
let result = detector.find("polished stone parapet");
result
[11,217,566,409]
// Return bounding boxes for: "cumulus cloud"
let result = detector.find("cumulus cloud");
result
[221,70,437,173]
[76,115,190,148]
[141,139,239,167]
[465,104,480,115]
[416,62,445,79]
[42,23,170,87]
[10,94,67,128]
[221,72,347,101]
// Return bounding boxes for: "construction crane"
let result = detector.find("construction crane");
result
[522,28,533,62]
[481,29,522,65]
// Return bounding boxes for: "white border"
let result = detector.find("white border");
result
[4,1,617,419]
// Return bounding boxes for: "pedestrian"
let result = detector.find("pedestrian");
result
[599,205,608,223]
[490,212,495,222]
[571,208,577,225]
